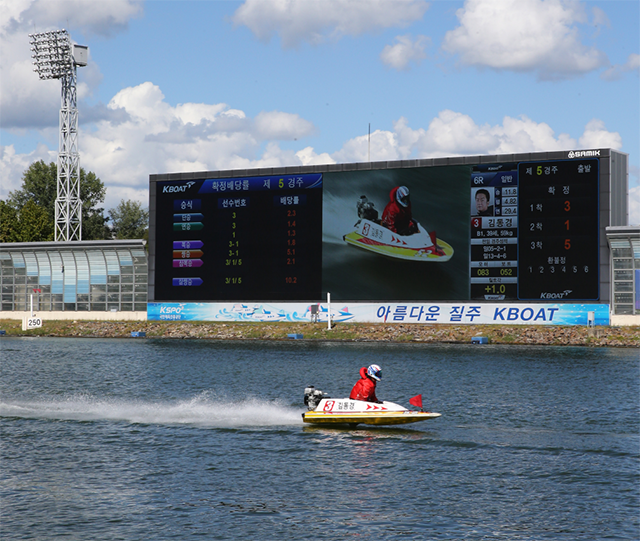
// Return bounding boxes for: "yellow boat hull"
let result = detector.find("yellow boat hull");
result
[344,231,454,262]
[302,410,441,426]
[343,219,454,262]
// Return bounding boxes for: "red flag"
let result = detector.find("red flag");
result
[409,394,423,409]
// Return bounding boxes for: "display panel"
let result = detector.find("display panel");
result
[321,166,470,301]
[468,159,600,301]
[469,163,519,300]
[154,175,323,301]
[151,156,602,303]
[517,159,599,300]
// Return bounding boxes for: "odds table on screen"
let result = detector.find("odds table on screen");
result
[154,175,323,301]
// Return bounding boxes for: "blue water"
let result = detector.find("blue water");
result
[1,338,638,540]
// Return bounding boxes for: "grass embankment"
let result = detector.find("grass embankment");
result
[1,319,639,347]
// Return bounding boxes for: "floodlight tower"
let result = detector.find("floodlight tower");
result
[29,30,88,241]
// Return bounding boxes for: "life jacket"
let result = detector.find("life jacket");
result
[349,366,379,402]
[381,187,413,234]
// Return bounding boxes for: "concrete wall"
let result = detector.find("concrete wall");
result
[610,314,640,327]
[2,311,147,321]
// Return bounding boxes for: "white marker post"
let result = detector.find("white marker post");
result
[327,292,331,330]
[23,289,43,330]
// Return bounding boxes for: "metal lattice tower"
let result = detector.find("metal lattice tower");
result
[29,30,87,241]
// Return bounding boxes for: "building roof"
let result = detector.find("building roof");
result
[0,240,147,251]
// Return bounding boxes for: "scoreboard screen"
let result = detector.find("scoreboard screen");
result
[469,159,599,301]
[517,160,599,299]
[151,156,602,302]
[154,175,322,301]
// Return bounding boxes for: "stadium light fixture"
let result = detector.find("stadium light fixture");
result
[29,29,88,242]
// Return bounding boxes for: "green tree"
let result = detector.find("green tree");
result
[17,200,54,242]
[0,199,54,242]
[0,200,20,242]
[8,160,58,217]
[7,160,110,240]
[108,199,149,240]
[83,203,111,241]
[79,169,110,240]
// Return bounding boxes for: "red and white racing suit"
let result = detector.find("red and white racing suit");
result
[349,367,380,403]
[381,186,416,235]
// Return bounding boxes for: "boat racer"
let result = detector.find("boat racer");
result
[381,186,419,235]
[349,365,382,403]
[474,188,494,216]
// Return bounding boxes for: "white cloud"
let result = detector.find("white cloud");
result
[442,0,608,80]
[0,0,141,130]
[0,0,143,207]
[0,31,61,129]
[2,0,143,37]
[629,54,640,70]
[63,83,320,208]
[1,78,633,216]
[334,111,622,162]
[348,111,578,159]
[254,111,316,140]
[0,76,324,209]
[232,0,428,48]
[630,185,640,226]
[0,143,56,200]
[380,34,430,70]
[332,129,403,163]
[601,53,640,81]
[578,119,622,149]
[295,146,335,166]
[591,6,610,34]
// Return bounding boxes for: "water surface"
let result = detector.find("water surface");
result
[1,338,638,540]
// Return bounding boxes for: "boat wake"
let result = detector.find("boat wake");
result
[0,392,303,428]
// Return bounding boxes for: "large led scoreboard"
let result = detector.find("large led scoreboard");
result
[154,174,323,301]
[469,159,600,301]
[149,149,628,307]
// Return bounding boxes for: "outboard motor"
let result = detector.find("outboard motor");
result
[357,196,378,221]
[304,386,329,411]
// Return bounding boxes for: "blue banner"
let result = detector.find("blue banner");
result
[199,174,322,194]
[148,302,610,326]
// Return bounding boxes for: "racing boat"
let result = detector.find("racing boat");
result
[302,386,441,427]
[344,219,453,262]
[342,196,454,262]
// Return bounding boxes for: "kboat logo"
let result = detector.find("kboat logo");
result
[162,181,195,194]
[540,290,572,299]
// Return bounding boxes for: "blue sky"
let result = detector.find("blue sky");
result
[1,0,638,221]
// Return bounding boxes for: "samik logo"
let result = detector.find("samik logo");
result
[540,290,572,299]
[568,150,600,159]
[162,181,195,194]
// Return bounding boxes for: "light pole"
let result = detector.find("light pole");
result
[29,30,88,241]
